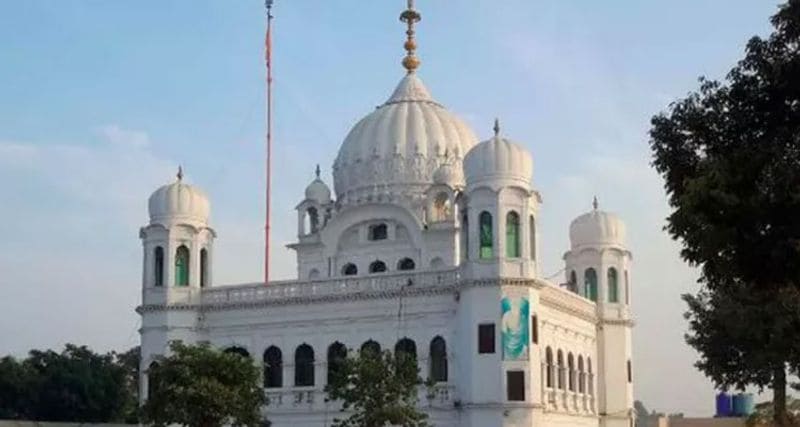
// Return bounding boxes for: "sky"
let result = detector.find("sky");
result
[0,0,783,417]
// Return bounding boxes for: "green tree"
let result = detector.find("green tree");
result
[0,356,34,419]
[324,348,429,427]
[24,344,132,422]
[115,346,141,423]
[142,342,265,427]
[649,0,800,425]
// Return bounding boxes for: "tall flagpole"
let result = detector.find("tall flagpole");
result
[264,0,274,286]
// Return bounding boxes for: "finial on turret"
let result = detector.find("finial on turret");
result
[400,0,421,74]
[177,166,184,181]
[593,196,599,211]
[315,164,321,179]
[493,118,500,137]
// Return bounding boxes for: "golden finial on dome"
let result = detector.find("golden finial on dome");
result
[400,0,421,74]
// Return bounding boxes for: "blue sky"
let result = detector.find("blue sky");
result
[0,0,781,416]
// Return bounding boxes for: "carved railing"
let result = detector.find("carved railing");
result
[202,269,460,306]
[264,383,456,412]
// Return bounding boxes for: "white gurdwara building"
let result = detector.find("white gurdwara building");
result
[138,3,634,426]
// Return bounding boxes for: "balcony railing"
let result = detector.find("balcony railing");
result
[202,269,460,306]
[264,383,456,412]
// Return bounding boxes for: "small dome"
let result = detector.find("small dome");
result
[305,179,332,204]
[333,73,478,204]
[148,170,210,226]
[464,124,533,188]
[432,162,463,186]
[569,202,626,248]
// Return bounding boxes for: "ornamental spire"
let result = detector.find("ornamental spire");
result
[593,196,599,211]
[493,118,500,137]
[400,0,421,74]
[315,164,321,179]
[176,165,184,181]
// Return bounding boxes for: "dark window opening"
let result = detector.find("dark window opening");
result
[154,246,164,287]
[429,336,448,382]
[368,223,388,241]
[369,260,387,273]
[397,258,416,271]
[342,263,358,276]
[360,340,381,358]
[531,315,539,344]
[507,371,525,401]
[263,346,283,388]
[478,323,495,354]
[327,342,347,385]
[294,344,315,387]
[627,359,632,383]
[200,248,208,287]
[224,346,250,358]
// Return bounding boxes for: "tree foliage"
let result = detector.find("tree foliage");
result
[649,1,800,425]
[0,344,136,422]
[142,342,265,427]
[324,348,429,427]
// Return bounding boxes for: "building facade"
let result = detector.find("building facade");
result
[137,3,634,426]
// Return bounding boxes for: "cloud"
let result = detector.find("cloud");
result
[94,124,151,149]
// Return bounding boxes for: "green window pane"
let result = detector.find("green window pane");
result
[175,245,190,287]
[505,211,520,258]
[479,211,493,259]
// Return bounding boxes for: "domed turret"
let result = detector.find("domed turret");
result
[569,197,626,248]
[464,119,533,189]
[332,73,478,205]
[148,167,210,226]
[305,165,332,204]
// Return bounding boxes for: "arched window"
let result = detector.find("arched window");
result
[627,359,632,383]
[545,347,553,388]
[505,211,520,258]
[429,336,447,383]
[588,357,594,396]
[569,271,578,293]
[397,258,416,271]
[578,356,585,393]
[395,338,417,380]
[369,260,387,274]
[479,211,493,259]
[625,270,630,305]
[342,263,357,276]
[224,346,250,358]
[200,248,208,288]
[584,268,598,302]
[360,340,381,358]
[557,350,565,390]
[608,267,619,303]
[294,344,315,387]
[395,338,417,361]
[529,215,536,260]
[263,346,282,388]
[462,212,469,261]
[327,342,347,385]
[567,353,575,391]
[434,192,450,222]
[147,361,159,400]
[175,245,190,287]
[154,246,164,287]
[306,207,319,234]
[430,257,444,269]
[308,268,320,280]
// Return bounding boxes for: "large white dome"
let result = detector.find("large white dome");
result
[464,131,533,189]
[569,205,626,248]
[148,172,210,226]
[333,74,478,205]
